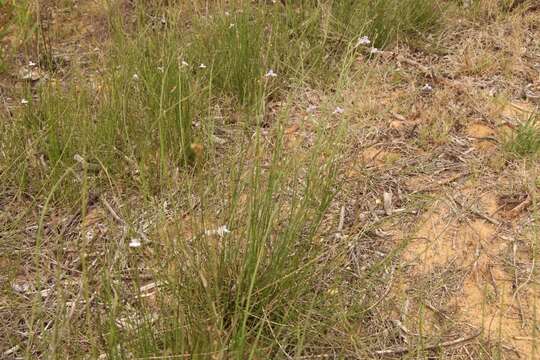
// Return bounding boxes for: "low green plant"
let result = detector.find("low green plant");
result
[504,112,540,158]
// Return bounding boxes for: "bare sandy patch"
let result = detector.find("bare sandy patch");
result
[403,194,498,274]
[360,147,401,167]
[466,122,497,151]
[404,190,539,356]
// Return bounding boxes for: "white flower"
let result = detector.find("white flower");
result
[132,74,139,81]
[21,98,29,105]
[421,84,433,93]
[356,35,371,46]
[85,229,95,241]
[20,68,40,81]
[307,104,317,113]
[129,238,142,248]
[229,23,235,29]
[157,66,164,73]
[369,47,380,54]
[12,281,30,294]
[181,61,189,67]
[199,63,207,69]
[28,61,37,67]
[205,225,230,237]
[264,69,277,78]
[333,106,344,115]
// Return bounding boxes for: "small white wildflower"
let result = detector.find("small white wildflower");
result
[307,104,317,113]
[132,74,139,81]
[369,47,380,54]
[421,83,433,93]
[181,60,189,67]
[85,229,95,241]
[28,61,37,67]
[129,238,142,248]
[229,23,235,29]
[12,281,30,294]
[205,225,230,237]
[199,63,207,69]
[356,35,371,46]
[157,66,164,73]
[21,98,29,105]
[333,106,344,115]
[20,68,40,81]
[264,69,277,78]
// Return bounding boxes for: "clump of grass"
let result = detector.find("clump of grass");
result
[459,0,528,21]
[188,9,267,109]
[3,29,207,198]
[9,83,92,201]
[18,110,363,359]
[94,125,346,359]
[330,0,442,49]
[504,112,540,157]
[104,35,201,184]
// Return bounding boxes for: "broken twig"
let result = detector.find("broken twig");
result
[374,331,481,355]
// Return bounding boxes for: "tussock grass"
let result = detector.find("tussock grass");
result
[330,0,441,48]
[504,111,540,158]
[95,128,345,359]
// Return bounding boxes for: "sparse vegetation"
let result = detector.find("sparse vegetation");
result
[1,0,539,359]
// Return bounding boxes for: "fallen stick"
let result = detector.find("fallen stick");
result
[100,196,125,225]
[374,331,481,356]
[451,196,501,226]
[411,172,469,195]
[508,195,532,218]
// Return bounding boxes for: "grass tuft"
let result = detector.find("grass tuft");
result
[504,112,540,158]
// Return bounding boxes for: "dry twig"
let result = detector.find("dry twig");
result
[374,331,481,356]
